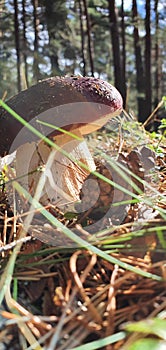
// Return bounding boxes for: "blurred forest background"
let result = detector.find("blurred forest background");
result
[0,0,165,123]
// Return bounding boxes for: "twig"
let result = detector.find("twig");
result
[143,99,164,128]
[0,235,33,253]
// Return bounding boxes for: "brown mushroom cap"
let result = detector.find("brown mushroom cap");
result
[0,76,123,156]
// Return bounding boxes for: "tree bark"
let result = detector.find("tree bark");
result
[82,0,94,76]
[121,0,127,106]
[14,0,21,92]
[78,0,86,76]
[132,0,146,122]
[21,0,28,87]
[32,0,40,82]
[154,0,160,107]
[44,0,62,75]
[108,0,124,102]
[145,0,152,119]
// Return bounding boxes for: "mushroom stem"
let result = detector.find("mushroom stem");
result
[15,130,96,209]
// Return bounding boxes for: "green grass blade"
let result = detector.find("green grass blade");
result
[13,181,162,281]
[71,331,126,350]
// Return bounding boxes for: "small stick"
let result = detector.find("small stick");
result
[143,99,164,128]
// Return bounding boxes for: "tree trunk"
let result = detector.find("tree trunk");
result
[154,0,160,107]
[21,0,28,87]
[14,0,21,92]
[108,0,124,102]
[145,0,152,119]
[82,0,94,76]
[132,0,146,122]
[44,0,62,75]
[32,0,40,82]
[121,0,127,107]
[78,0,86,76]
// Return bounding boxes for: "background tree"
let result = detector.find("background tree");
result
[120,0,127,106]
[82,0,94,76]
[132,0,146,121]
[154,0,160,107]
[14,0,21,91]
[145,0,152,121]
[21,0,29,87]
[42,0,68,76]
[78,0,86,76]
[32,0,40,82]
[0,0,165,125]
[108,0,125,102]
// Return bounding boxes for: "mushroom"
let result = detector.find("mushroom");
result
[0,76,123,208]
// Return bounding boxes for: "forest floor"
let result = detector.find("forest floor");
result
[0,110,166,350]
